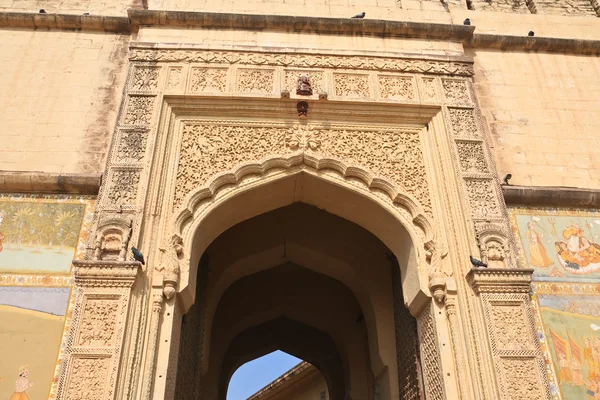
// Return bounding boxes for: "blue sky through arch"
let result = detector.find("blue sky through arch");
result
[227,350,302,399]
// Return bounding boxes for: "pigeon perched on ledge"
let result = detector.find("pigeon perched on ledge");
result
[132,247,145,265]
[351,12,365,18]
[470,255,488,268]
[503,173,512,185]
[463,18,471,25]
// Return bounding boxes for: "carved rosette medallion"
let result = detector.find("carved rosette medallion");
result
[285,124,321,151]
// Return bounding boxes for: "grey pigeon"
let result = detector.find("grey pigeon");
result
[470,255,488,268]
[528,31,535,37]
[463,18,470,25]
[131,247,145,265]
[351,12,365,18]
[39,9,46,13]
[503,173,512,185]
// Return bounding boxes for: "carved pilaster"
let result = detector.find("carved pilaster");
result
[444,288,472,400]
[467,268,551,400]
[141,291,165,400]
[57,260,141,400]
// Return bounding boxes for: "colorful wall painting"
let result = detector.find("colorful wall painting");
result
[532,282,600,400]
[0,286,71,400]
[510,207,600,281]
[0,195,95,274]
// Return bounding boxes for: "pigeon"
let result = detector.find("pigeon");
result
[503,173,512,185]
[39,9,46,13]
[528,31,535,37]
[470,255,488,268]
[351,12,365,18]
[131,247,145,265]
[83,12,89,15]
[463,18,471,25]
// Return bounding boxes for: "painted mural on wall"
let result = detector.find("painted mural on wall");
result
[0,195,93,274]
[510,207,600,280]
[0,286,70,400]
[532,282,600,399]
[0,194,95,399]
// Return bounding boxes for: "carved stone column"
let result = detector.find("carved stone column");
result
[467,268,551,400]
[56,260,141,400]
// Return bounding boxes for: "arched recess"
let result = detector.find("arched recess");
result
[172,154,437,318]
[221,317,346,400]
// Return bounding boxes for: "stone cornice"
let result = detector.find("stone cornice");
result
[73,260,141,287]
[503,185,600,208]
[467,33,600,56]
[467,267,534,294]
[0,171,102,195]
[2,10,600,56]
[127,10,475,40]
[0,11,129,32]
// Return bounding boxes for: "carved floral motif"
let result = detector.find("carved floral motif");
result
[189,67,227,93]
[501,358,544,400]
[236,69,275,93]
[321,128,432,214]
[116,129,147,162]
[129,49,475,76]
[66,357,110,400]
[456,140,488,173]
[448,108,479,137]
[442,79,470,104]
[464,178,500,218]
[78,299,119,347]
[123,96,154,125]
[491,305,532,350]
[333,73,370,97]
[107,169,140,205]
[174,123,286,208]
[378,75,416,101]
[285,124,321,150]
[131,67,160,91]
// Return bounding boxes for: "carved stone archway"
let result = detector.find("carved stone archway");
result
[57,45,551,400]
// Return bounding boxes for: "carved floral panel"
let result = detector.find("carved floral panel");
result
[123,96,154,126]
[107,169,141,206]
[77,298,119,347]
[116,129,147,163]
[456,140,488,173]
[173,122,432,215]
[235,68,275,93]
[448,108,479,137]
[464,178,501,218]
[442,78,470,104]
[501,358,545,400]
[167,67,184,91]
[333,73,370,98]
[420,77,439,102]
[491,304,533,351]
[189,67,228,93]
[66,357,110,400]
[378,75,416,101]
[130,66,160,92]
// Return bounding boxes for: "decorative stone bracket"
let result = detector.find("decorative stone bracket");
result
[467,268,551,400]
[56,260,141,400]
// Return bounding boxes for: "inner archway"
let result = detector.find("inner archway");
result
[174,203,424,400]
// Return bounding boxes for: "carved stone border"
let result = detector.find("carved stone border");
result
[56,261,140,400]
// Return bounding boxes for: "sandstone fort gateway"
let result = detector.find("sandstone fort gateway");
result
[0,0,599,398]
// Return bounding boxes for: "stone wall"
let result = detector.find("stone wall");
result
[472,50,600,189]
[0,29,129,175]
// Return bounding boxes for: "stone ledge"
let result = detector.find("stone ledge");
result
[467,267,534,294]
[503,185,600,208]
[468,33,600,56]
[128,10,475,40]
[0,11,130,32]
[0,171,102,195]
